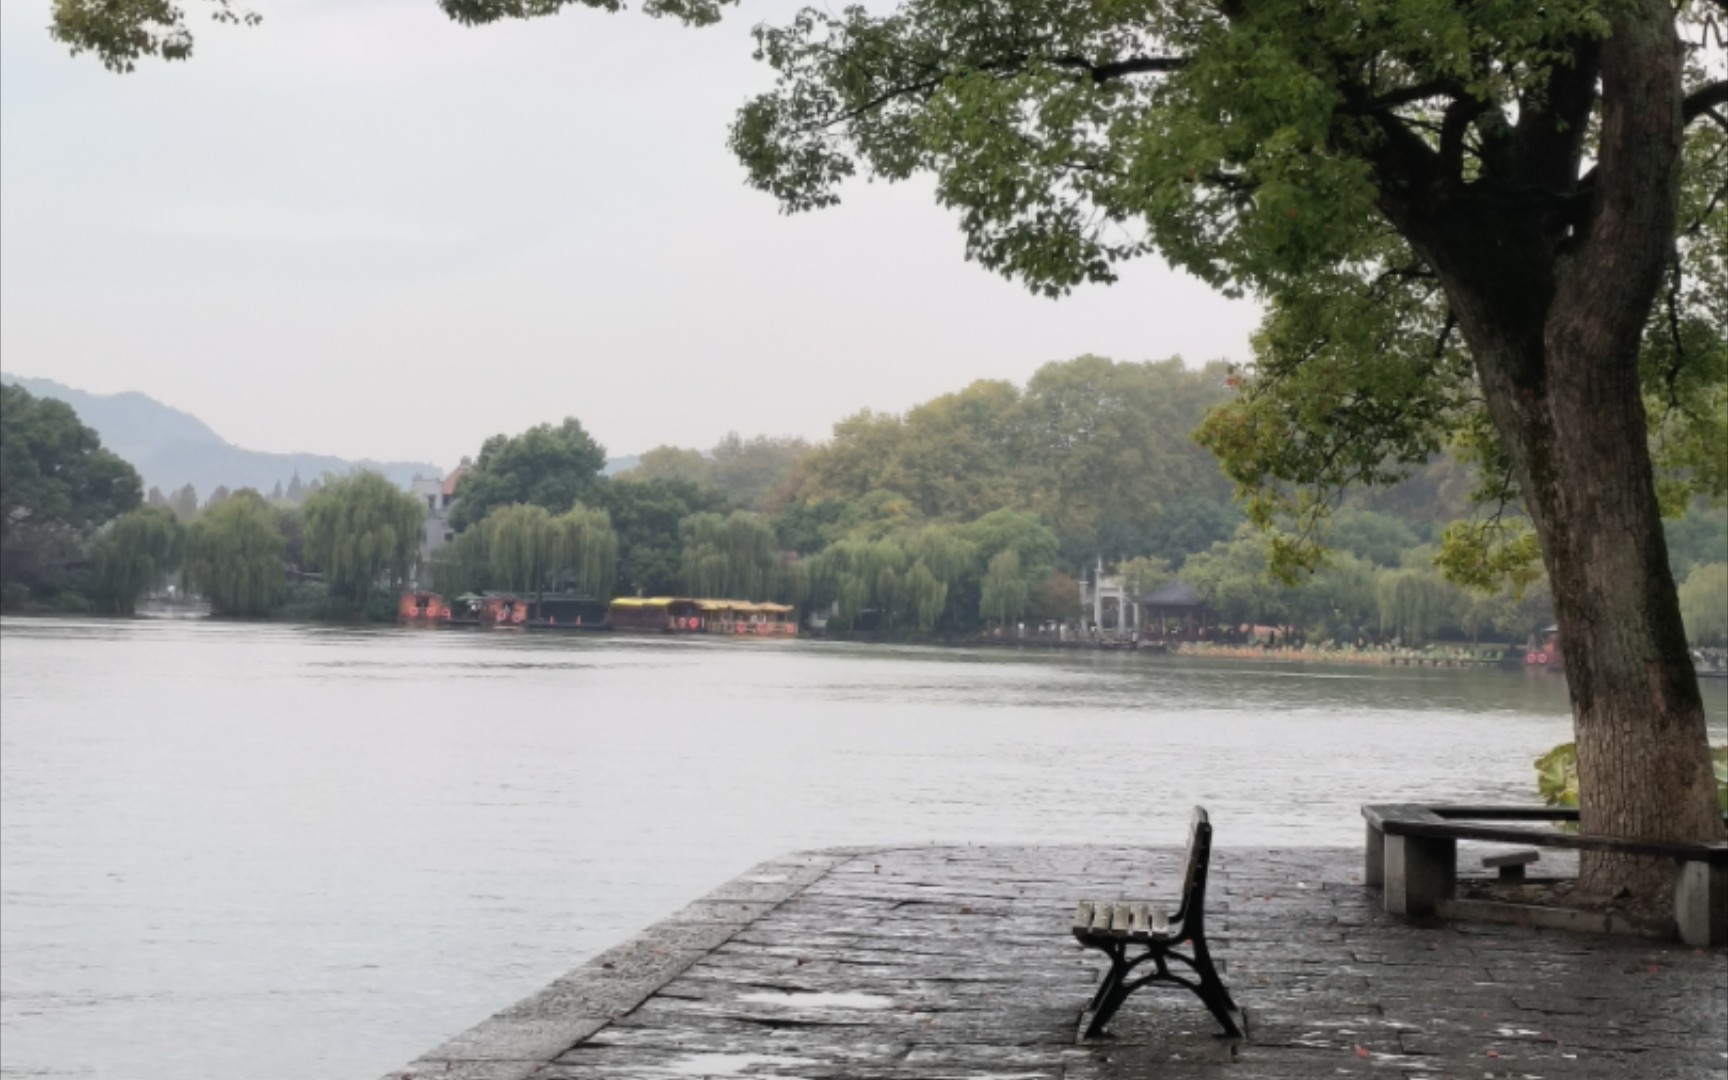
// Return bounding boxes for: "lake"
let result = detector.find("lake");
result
[3,617,1723,1079]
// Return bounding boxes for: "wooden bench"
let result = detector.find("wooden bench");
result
[1362,804,1728,946]
[1072,807,1243,1039]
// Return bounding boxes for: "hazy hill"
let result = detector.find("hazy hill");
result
[2,373,444,496]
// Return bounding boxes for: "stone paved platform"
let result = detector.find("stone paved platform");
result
[388,846,1728,1080]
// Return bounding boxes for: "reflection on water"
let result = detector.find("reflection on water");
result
[1,617,1722,1080]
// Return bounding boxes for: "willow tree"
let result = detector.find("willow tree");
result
[90,506,185,614]
[679,511,779,599]
[554,503,618,599]
[301,471,425,613]
[483,503,561,598]
[980,550,1030,628]
[183,490,285,616]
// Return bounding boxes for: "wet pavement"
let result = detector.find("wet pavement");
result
[388,845,1728,1080]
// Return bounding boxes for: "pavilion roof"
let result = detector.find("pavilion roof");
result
[1138,579,1203,608]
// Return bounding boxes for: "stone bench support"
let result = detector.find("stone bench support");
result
[1382,833,1456,918]
[1675,861,1727,948]
[1362,804,1728,947]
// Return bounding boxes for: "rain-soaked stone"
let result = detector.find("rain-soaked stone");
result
[383,845,1728,1080]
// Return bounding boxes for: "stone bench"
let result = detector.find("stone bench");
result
[1362,804,1728,947]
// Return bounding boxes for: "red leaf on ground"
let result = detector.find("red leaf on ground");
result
[1354,1045,1370,1058]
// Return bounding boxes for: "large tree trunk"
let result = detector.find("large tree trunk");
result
[1394,1,1724,909]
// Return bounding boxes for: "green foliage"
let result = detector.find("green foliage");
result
[437,500,619,601]
[167,484,199,520]
[1141,497,1243,569]
[774,499,847,555]
[1534,743,1581,810]
[1374,566,1463,647]
[623,446,711,488]
[596,478,724,596]
[1328,509,1422,569]
[89,506,185,614]
[554,503,619,599]
[0,383,142,605]
[183,490,285,616]
[979,550,1029,626]
[1664,506,1728,582]
[1116,556,1171,599]
[49,0,262,71]
[1678,563,1728,647]
[449,418,607,532]
[1537,743,1728,816]
[709,433,811,510]
[680,511,781,600]
[787,359,1231,561]
[301,471,424,612]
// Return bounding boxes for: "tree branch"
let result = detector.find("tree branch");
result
[1339,79,1464,115]
[1685,81,1728,124]
[1048,54,1187,83]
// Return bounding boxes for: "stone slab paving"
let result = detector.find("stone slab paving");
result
[387,846,1728,1080]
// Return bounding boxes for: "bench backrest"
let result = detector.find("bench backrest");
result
[1175,806,1214,930]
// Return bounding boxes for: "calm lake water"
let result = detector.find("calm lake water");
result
[3,617,1724,1080]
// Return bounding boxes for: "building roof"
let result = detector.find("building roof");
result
[441,463,471,499]
[1138,579,1204,608]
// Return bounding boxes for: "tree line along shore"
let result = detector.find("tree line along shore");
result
[4,359,1724,652]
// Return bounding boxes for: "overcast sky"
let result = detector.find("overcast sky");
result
[0,0,1260,469]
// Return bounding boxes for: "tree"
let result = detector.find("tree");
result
[205,485,232,509]
[484,503,561,598]
[168,484,199,520]
[980,550,1030,627]
[554,503,618,598]
[1376,567,1462,648]
[735,0,1727,901]
[146,486,167,508]
[273,504,306,571]
[183,490,285,616]
[1328,509,1423,569]
[709,432,812,510]
[596,478,724,596]
[622,446,712,489]
[680,511,780,599]
[0,383,142,602]
[449,418,606,531]
[301,471,425,613]
[50,0,1728,900]
[89,506,185,614]
[1142,497,1243,569]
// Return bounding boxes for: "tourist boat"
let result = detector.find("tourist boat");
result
[607,597,798,636]
[398,590,452,623]
[1525,625,1562,669]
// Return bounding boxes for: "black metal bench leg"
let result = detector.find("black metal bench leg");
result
[1189,940,1243,1039]
[1088,952,1124,1012]
[1085,960,1134,1038]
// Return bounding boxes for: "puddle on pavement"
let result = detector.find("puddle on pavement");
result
[737,991,894,1009]
[665,1053,818,1075]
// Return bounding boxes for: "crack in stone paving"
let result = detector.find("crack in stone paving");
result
[385,846,1728,1080]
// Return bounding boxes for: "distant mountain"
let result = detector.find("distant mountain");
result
[602,454,640,476]
[2,373,445,497]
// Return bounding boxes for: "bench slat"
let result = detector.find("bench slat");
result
[1110,903,1132,937]
[1073,901,1094,934]
[1092,902,1114,934]
[1130,903,1149,936]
